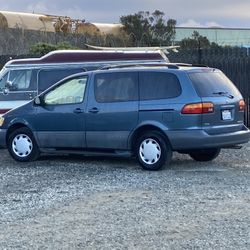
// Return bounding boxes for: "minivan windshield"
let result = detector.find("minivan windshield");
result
[189,71,240,98]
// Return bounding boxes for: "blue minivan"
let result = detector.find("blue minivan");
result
[0,64,249,170]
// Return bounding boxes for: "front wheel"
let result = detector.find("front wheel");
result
[189,148,221,162]
[7,127,40,162]
[135,131,172,171]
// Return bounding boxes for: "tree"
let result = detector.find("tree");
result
[120,10,176,46]
[150,10,176,45]
[179,31,218,49]
[29,42,78,56]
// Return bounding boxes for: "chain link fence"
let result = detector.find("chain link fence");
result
[0,27,125,55]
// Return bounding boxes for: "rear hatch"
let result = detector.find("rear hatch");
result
[188,69,245,134]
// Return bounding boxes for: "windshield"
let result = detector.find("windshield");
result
[0,67,7,76]
[0,67,8,91]
[189,71,241,98]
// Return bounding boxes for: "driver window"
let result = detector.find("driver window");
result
[44,76,88,105]
[8,70,32,90]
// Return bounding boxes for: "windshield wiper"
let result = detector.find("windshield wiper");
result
[212,91,234,99]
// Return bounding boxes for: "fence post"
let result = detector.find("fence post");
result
[198,40,202,64]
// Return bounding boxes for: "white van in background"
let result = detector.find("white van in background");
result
[0,48,170,115]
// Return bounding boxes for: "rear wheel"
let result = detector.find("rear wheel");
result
[7,127,40,162]
[135,131,172,171]
[189,148,220,162]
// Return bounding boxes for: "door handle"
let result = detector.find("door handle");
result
[88,107,99,113]
[74,108,84,114]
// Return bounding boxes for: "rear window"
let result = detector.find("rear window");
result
[189,71,240,97]
[139,72,181,100]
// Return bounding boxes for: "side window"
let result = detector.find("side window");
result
[8,69,32,91]
[44,76,88,105]
[38,68,85,92]
[139,72,181,100]
[94,72,138,103]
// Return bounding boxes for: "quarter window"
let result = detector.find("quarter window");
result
[139,72,181,100]
[44,76,88,105]
[94,72,138,103]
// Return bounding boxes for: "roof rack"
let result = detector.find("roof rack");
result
[85,44,180,61]
[175,63,208,67]
[100,63,179,70]
[99,62,209,71]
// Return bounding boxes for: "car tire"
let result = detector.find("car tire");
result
[7,127,40,162]
[189,148,221,162]
[135,131,172,171]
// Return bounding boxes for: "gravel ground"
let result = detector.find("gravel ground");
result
[0,143,250,250]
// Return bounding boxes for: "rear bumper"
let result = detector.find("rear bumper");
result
[0,129,7,148]
[166,126,250,150]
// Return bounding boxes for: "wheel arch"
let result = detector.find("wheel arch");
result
[129,123,172,152]
[6,121,33,144]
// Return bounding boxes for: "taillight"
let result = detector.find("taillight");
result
[239,99,246,111]
[181,102,214,114]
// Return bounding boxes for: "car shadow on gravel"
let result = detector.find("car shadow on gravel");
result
[31,153,139,170]
[1,146,249,172]
[27,153,227,173]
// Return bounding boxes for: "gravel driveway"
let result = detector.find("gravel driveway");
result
[0,143,250,250]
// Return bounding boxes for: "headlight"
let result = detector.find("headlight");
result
[0,116,4,127]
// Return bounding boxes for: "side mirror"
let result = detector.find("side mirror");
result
[5,80,18,91]
[34,96,41,105]
[5,80,14,89]
[3,87,9,95]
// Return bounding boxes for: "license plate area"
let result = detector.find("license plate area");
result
[222,110,232,120]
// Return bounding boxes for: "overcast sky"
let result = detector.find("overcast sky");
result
[1,0,250,28]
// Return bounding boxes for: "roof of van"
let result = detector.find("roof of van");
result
[6,50,166,66]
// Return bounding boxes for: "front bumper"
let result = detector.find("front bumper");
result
[166,126,250,150]
[0,129,7,148]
